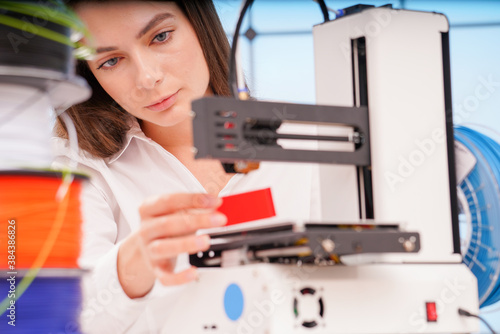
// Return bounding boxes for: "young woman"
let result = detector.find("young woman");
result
[54,1,319,332]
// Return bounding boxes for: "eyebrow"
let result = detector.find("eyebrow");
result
[136,12,175,39]
[96,46,118,54]
[95,13,175,54]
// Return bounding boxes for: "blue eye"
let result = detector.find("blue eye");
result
[98,57,119,69]
[153,31,170,43]
[105,58,118,67]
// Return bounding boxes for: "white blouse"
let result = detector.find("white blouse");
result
[52,118,320,333]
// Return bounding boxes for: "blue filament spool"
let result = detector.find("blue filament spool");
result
[455,126,500,307]
[0,269,83,333]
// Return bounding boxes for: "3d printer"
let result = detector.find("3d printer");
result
[159,4,482,334]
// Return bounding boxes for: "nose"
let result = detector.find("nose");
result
[134,51,163,90]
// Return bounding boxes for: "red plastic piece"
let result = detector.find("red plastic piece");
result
[217,188,276,225]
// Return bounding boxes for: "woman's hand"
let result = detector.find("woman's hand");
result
[117,193,226,298]
[139,193,226,283]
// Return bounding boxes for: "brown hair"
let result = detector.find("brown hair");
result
[56,0,231,158]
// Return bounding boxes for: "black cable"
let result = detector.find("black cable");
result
[316,0,330,23]
[228,0,330,99]
[458,308,498,334]
[228,0,254,98]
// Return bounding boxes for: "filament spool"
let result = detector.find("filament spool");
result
[455,126,500,307]
[0,0,91,170]
[0,0,90,112]
[0,269,83,333]
[0,4,73,74]
[0,170,86,269]
[0,84,54,169]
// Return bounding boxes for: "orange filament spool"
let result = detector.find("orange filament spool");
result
[0,171,85,269]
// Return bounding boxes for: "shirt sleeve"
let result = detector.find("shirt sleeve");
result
[76,178,159,333]
[51,146,156,332]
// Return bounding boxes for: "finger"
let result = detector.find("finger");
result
[154,266,199,286]
[156,258,176,272]
[139,193,222,218]
[141,210,227,241]
[147,234,211,262]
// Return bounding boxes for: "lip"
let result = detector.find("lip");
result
[145,90,179,112]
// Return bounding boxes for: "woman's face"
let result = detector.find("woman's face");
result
[77,1,211,128]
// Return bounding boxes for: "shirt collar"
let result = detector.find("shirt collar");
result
[107,118,152,164]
